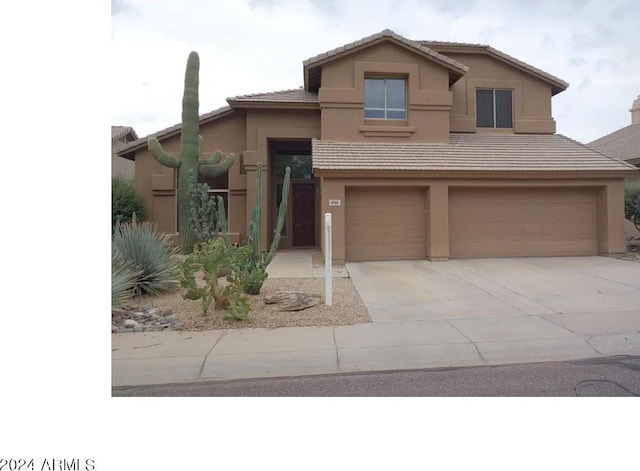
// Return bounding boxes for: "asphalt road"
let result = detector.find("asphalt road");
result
[112,355,640,397]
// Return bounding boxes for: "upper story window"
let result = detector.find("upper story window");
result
[364,77,406,120]
[476,89,513,128]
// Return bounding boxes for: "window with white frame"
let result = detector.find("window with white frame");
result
[476,88,513,128]
[364,77,407,120]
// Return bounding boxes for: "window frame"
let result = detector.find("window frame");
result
[364,77,407,121]
[476,88,513,129]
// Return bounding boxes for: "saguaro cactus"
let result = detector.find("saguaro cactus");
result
[247,162,291,267]
[148,51,234,254]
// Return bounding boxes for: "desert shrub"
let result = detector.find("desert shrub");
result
[230,245,268,295]
[189,179,218,246]
[624,181,640,231]
[111,256,143,308]
[181,238,251,320]
[112,221,180,296]
[112,176,145,227]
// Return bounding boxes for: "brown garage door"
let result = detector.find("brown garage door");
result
[449,187,598,258]
[346,187,426,261]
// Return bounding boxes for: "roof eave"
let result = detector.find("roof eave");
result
[116,106,235,158]
[312,168,640,179]
[227,100,319,110]
[303,34,468,92]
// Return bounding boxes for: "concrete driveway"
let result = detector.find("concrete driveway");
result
[346,257,640,337]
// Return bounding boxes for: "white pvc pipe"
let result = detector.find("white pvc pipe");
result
[324,212,332,305]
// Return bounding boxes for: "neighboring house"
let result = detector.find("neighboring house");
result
[118,29,638,264]
[588,95,640,239]
[112,125,138,178]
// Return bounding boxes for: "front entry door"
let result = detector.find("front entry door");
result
[292,183,316,246]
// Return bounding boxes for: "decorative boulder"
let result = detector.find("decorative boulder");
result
[264,291,321,311]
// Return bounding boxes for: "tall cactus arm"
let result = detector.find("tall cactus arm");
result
[148,138,180,168]
[199,153,235,177]
[199,149,224,165]
[265,167,290,266]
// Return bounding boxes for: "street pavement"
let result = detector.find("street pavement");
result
[113,354,640,396]
[112,253,640,389]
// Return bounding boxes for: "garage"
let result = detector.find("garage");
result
[345,187,426,261]
[449,187,599,258]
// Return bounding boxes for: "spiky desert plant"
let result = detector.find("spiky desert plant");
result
[241,163,291,294]
[112,221,180,296]
[111,256,143,308]
[188,171,218,246]
[247,163,291,267]
[147,51,234,254]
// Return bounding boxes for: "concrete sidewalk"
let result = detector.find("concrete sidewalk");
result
[112,253,640,388]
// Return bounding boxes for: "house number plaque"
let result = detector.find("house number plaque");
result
[328,199,342,206]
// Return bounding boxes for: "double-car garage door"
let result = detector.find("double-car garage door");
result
[345,186,598,261]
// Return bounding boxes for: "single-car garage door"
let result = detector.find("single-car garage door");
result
[346,187,426,261]
[449,187,598,258]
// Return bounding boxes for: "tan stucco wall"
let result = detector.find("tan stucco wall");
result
[445,53,556,134]
[242,109,321,249]
[318,41,453,143]
[319,176,627,265]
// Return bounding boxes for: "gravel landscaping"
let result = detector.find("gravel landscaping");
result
[113,276,371,332]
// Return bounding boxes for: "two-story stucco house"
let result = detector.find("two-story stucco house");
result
[117,29,638,264]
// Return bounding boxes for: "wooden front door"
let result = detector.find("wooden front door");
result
[292,182,316,246]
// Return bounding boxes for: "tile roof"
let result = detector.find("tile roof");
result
[227,88,318,103]
[116,106,233,157]
[111,125,138,142]
[588,124,640,163]
[303,29,469,74]
[419,41,569,94]
[312,133,638,173]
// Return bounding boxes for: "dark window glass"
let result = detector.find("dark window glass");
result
[275,154,312,179]
[476,89,494,127]
[476,89,513,128]
[199,172,228,190]
[364,78,385,111]
[495,89,513,128]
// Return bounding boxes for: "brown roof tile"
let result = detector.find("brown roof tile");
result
[312,133,638,173]
[227,88,318,103]
[303,29,469,74]
[111,125,138,142]
[588,124,640,163]
[419,41,569,94]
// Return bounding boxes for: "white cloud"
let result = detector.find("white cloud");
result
[112,0,640,142]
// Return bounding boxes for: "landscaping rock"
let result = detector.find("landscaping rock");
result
[123,319,139,328]
[264,291,321,311]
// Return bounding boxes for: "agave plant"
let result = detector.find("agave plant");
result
[111,255,143,308]
[112,221,180,296]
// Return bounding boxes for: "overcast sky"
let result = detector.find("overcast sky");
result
[111,0,640,144]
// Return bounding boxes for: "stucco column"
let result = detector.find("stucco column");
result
[598,182,626,255]
[427,182,450,261]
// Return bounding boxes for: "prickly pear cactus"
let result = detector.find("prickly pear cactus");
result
[148,51,234,254]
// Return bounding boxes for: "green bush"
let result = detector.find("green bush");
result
[111,256,143,308]
[112,176,145,227]
[112,221,180,296]
[180,238,251,320]
[624,181,640,231]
